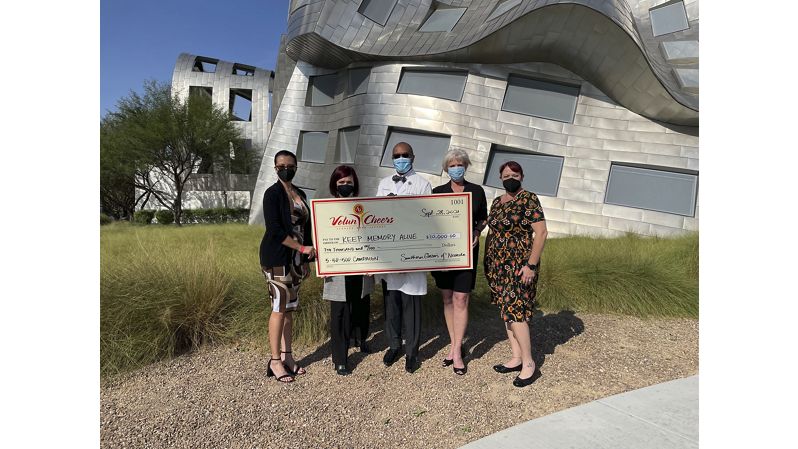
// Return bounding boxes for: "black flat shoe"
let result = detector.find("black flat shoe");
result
[442,358,454,367]
[453,365,467,376]
[513,369,542,388]
[493,363,523,374]
[335,364,351,376]
[383,347,401,366]
[405,356,420,373]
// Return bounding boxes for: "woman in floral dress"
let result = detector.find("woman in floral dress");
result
[484,160,548,388]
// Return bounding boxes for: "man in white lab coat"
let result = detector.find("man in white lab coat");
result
[376,142,432,373]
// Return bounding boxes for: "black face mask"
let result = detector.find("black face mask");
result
[502,178,522,193]
[336,184,355,197]
[277,168,296,182]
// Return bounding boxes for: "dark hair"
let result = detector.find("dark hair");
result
[273,150,297,165]
[498,160,524,177]
[328,165,360,197]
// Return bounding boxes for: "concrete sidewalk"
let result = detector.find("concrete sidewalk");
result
[460,375,698,449]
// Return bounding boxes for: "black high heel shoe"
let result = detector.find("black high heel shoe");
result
[281,350,306,375]
[266,359,294,383]
[443,344,466,367]
[453,364,467,376]
[513,368,542,388]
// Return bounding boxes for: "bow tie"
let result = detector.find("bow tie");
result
[392,174,407,183]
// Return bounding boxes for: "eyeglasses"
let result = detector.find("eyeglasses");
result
[392,153,412,159]
[275,165,296,170]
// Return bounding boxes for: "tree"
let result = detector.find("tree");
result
[101,80,243,225]
[100,119,136,220]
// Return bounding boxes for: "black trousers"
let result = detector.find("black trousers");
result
[330,276,370,366]
[384,288,422,359]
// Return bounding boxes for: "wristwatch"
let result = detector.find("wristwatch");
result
[526,262,537,271]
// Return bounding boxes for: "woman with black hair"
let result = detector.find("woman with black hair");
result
[260,150,316,383]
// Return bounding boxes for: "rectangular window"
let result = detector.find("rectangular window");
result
[232,63,255,76]
[306,73,337,106]
[419,7,466,32]
[358,0,397,26]
[229,89,252,121]
[650,1,689,36]
[192,56,218,73]
[346,67,370,96]
[502,75,580,123]
[605,164,698,216]
[397,69,468,102]
[335,127,360,163]
[379,128,451,175]
[486,0,522,22]
[298,131,329,164]
[484,146,564,197]
[189,86,213,101]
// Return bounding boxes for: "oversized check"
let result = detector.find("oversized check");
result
[310,192,473,276]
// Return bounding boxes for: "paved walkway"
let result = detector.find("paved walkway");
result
[460,375,698,449]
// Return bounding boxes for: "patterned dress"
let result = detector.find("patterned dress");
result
[262,197,309,312]
[484,190,545,322]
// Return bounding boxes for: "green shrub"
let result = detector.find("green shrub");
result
[101,225,698,377]
[133,210,155,225]
[100,213,112,225]
[182,209,196,224]
[155,210,175,225]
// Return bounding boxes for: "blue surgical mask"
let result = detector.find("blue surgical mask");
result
[447,166,465,181]
[393,157,412,175]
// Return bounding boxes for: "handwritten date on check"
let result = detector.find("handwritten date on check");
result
[310,193,473,276]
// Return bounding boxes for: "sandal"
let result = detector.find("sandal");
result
[281,350,307,375]
[266,358,294,383]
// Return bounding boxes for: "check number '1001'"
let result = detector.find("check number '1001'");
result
[427,233,460,240]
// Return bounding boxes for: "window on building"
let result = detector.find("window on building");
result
[649,0,689,36]
[298,131,329,163]
[229,89,253,122]
[419,6,466,32]
[192,56,218,73]
[189,86,213,101]
[346,67,371,96]
[502,75,580,123]
[379,128,451,175]
[484,146,564,197]
[232,63,255,76]
[335,127,360,163]
[486,0,522,22]
[358,0,397,26]
[306,73,337,106]
[397,69,468,102]
[605,163,698,216]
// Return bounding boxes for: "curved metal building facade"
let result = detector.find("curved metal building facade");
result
[242,0,698,237]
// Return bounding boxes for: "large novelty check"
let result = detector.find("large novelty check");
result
[310,192,473,276]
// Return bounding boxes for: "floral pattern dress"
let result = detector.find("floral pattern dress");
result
[484,190,545,322]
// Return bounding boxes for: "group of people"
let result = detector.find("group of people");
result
[259,142,548,388]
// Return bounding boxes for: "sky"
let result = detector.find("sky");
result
[101,0,289,118]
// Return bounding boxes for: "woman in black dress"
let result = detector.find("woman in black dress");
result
[431,149,488,375]
[260,150,316,383]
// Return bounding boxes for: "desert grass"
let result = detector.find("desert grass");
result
[100,222,697,376]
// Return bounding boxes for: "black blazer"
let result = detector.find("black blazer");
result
[259,181,313,268]
[432,180,488,232]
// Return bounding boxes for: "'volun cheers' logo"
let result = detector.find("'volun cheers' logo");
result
[329,203,395,228]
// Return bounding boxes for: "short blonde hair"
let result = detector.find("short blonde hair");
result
[441,148,471,172]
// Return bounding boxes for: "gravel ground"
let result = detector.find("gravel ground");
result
[101,312,698,449]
